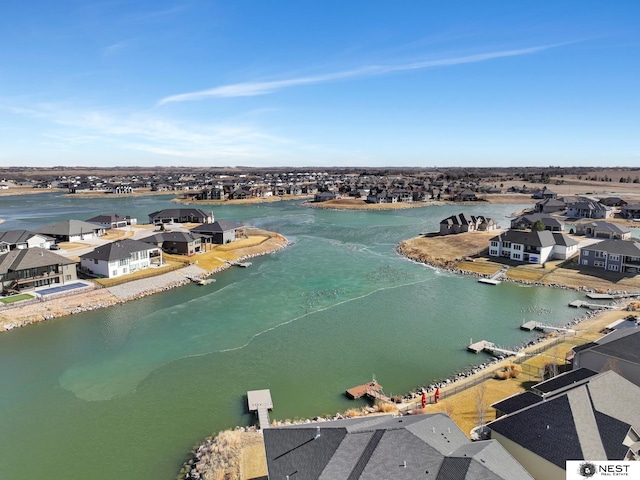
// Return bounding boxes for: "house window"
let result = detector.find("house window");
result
[112,270,118,276]
[582,251,589,256]
[582,260,589,265]
[595,251,607,258]
[503,242,511,248]
[608,265,619,271]
[490,249,498,256]
[609,254,620,261]
[513,254,521,259]
[119,258,127,266]
[490,241,498,247]
[94,259,98,264]
[65,275,71,280]
[514,245,522,250]
[594,261,605,268]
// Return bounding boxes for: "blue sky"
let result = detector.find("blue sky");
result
[1,1,638,168]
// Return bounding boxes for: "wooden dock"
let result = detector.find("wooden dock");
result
[467,340,494,353]
[346,380,393,404]
[587,291,640,300]
[521,321,575,334]
[569,300,615,310]
[247,389,273,429]
[478,267,508,285]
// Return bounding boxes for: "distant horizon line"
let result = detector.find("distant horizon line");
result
[1,165,637,171]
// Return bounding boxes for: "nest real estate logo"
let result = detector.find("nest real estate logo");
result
[566,461,638,479]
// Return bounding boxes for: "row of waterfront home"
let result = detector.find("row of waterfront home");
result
[0,208,244,295]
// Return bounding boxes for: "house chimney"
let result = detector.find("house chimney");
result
[314,426,321,440]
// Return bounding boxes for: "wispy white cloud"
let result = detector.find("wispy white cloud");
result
[4,101,291,161]
[103,40,132,56]
[158,44,561,104]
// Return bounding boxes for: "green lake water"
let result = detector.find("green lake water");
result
[0,194,590,479]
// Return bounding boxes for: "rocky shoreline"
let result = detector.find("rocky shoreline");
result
[0,235,289,333]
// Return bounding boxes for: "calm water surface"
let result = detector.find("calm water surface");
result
[0,194,589,479]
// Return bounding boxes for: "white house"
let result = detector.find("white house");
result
[489,230,578,264]
[79,239,162,278]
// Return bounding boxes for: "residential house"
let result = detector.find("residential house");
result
[572,327,640,387]
[455,188,478,201]
[190,220,243,245]
[85,213,137,230]
[487,370,640,480]
[139,231,203,256]
[264,413,532,480]
[621,203,640,220]
[0,230,56,251]
[36,219,105,242]
[79,239,162,278]
[551,232,580,259]
[531,188,557,199]
[510,213,565,232]
[601,197,627,207]
[0,248,77,294]
[148,208,214,225]
[565,198,612,219]
[439,212,498,235]
[489,230,577,264]
[314,191,338,202]
[534,197,567,214]
[579,239,640,274]
[575,221,631,240]
[196,187,226,201]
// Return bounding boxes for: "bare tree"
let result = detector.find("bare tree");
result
[475,383,487,427]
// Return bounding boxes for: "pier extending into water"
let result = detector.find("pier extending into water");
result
[247,389,273,429]
[346,379,393,404]
[520,321,576,334]
[478,266,508,285]
[467,339,522,357]
[569,300,615,310]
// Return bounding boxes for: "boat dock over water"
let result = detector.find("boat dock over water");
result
[586,292,640,300]
[478,267,508,285]
[247,389,273,429]
[346,378,393,404]
[569,300,615,310]
[467,339,522,357]
[520,321,576,334]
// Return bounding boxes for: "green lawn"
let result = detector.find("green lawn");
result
[0,293,34,304]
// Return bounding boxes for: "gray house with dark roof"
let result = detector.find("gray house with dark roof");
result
[578,239,640,274]
[0,230,56,252]
[85,213,137,229]
[487,370,640,480]
[439,212,498,235]
[264,413,532,480]
[573,327,640,387]
[139,231,203,256]
[0,247,77,294]
[535,197,567,214]
[36,219,105,242]
[79,239,161,278]
[148,208,213,225]
[621,203,640,220]
[566,198,612,219]
[510,213,565,232]
[190,220,243,244]
[575,221,631,240]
